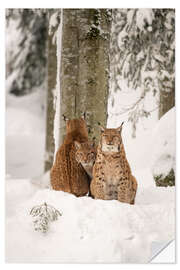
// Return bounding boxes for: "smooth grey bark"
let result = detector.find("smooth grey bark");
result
[59,9,111,145]
[44,13,57,172]
[158,87,175,119]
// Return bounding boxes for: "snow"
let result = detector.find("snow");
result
[53,9,63,156]
[6,107,175,263]
[49,11,59,35]
[6,174,175,263]
[49,11,60,45]
[150,107,175,177]
[6,88,46,178]
[136,9,154,31]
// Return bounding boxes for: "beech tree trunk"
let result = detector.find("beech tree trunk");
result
[44,12,57,171]
[59,9,111,145]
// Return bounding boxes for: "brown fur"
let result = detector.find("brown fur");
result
[50,118,90,196]
[74,141,97,178]
[90,124,138,204]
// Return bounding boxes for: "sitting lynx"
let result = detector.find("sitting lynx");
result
[74,141,97,178]
[50,116,90,197]
[90,123,138,204]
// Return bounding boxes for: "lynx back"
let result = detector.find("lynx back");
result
[50,117,90,197]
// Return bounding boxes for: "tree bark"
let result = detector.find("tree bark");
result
[158,87,175,119]
[59,9,111,145]
[44,13,57,171]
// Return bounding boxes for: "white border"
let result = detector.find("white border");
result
[1,1,179,269]
[0,0,178,8]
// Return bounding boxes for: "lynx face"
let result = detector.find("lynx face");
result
[74,141,96,167]
[100,125,123,153]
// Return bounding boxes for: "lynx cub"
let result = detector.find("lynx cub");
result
[90,123,138,204]
[50,117,90,197]
[74,141,97,178]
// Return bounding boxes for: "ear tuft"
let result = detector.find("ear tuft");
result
[62,114,69,122]
[117,122,124,133]
[81,112,86,120]
[100,126,105,133]
[91,141,95,148]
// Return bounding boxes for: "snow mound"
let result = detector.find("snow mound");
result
[6,176,175,263]
[150,107,175,177]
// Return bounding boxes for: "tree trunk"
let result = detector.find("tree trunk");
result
[158,87,175,119]
[44,12,57,172]
[59,9,111,145]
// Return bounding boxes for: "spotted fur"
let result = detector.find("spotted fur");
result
[90,124,138,204]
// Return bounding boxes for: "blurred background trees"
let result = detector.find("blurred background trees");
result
[6,9,48,96]
[110,9,175,135]
[6,9,175,186]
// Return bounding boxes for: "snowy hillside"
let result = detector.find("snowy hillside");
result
[6,175,175,263]
[150,107,175,179]
[5,105,175,263]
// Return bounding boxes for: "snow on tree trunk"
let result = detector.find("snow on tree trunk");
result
[150,107,175,187]
[44,11,59,172]
[158,87,175,119]
[58,9,111,145]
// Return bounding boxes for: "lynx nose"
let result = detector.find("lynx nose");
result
[107,141,113,145]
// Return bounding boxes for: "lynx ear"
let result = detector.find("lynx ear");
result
[74,141,81,150]
[81,112,86,120]
[62,114,69,122]
[90,140,95,148]
[100,126,105,133]
[98,122,105,133]
[116,122,124,133]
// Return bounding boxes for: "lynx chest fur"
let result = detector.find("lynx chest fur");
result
[90,124,137,204]
[50,117,90,197]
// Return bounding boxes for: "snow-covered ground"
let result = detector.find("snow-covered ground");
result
[6,175,175,263]
[5,87,175,263]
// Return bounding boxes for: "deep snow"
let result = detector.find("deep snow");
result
[6,174,175,263]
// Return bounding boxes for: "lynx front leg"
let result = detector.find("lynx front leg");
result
[130,175,138,205]
[117,183,132,204]
[90,178,105,200]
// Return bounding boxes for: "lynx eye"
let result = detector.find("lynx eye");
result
[113,136,119,142]
[76,152,82,158]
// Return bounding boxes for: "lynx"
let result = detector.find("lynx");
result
[74,141,97,178]
[90,123,138,204]
[50,116,90,197]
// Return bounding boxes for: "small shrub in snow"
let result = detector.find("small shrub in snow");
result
[30,202,62,233]
[154,168,175,187]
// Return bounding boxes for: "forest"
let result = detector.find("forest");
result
[6,9,175,263]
